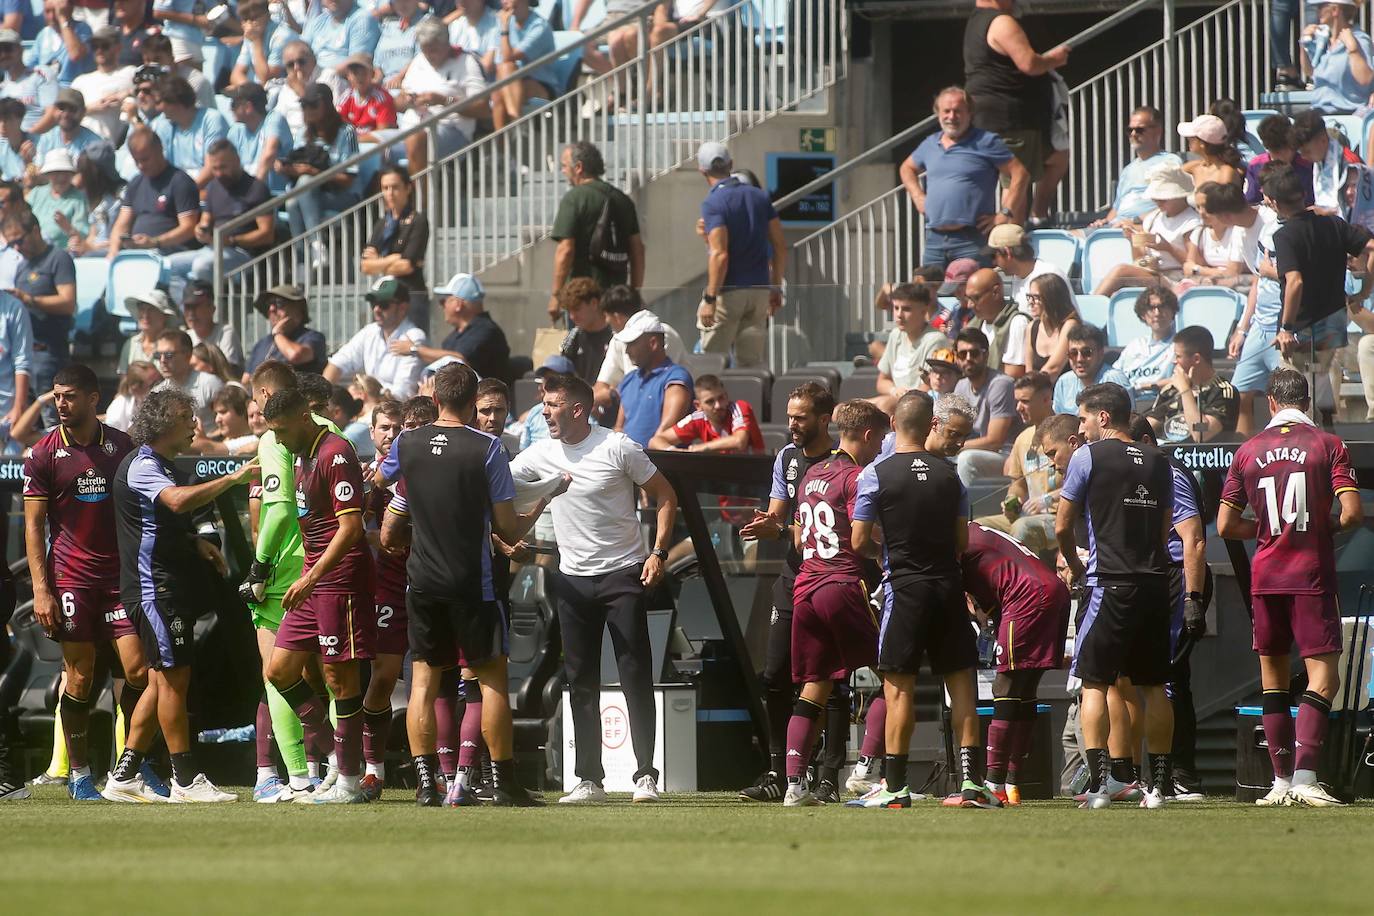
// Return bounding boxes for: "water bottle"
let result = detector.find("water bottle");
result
[977,619,997,668]
[1305,23,1331,72]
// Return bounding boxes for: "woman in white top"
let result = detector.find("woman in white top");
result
[1092,164,1201,296]
[1181,194,1245,288]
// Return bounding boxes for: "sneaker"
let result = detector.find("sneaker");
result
[848,784,911,808]
[738,770,785,802]
[320,767,339,791]
[783,782,823,807]
[942,780,1003,809]
[1082,776,1141,803]
[415,782,443,808]
[845,762,876,796]
[0,777,31,801]
[632,775,660,803]
[69,774,102,801]
[254,777,300,804]
[558,779,608,805]
[812,778,840,805]
[472,779,498,803]
[490,785,545,807]
[1139,788,1166,809]
[1288,781,1346,807]
[27,772,66,787]
[1171,783,1205,802]
[196,725,255,744]
[1255,780,1292,807]
[1004,783,1022,806]
[444,780,480,807]
[101,774,165,803]
[139,762,171,799]
[1077,788,1111,810]
[359,774,383,802]
[170,774,238,803]
[985,782,1012,807]
[310,783,368,805]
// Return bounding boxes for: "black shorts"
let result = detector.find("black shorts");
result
[406,588,508,669]
[876,577,975,676]
[1072,578,1171,686]
[762,575,795,688]
[126,599,195,671]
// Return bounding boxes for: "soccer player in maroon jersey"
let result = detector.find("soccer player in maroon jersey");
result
[963,521,1071,806]
[22,364,157,801]
[1218,369,1363,807]
[262,388,378,805]
[780,399,889,807]
[359,397,405,801]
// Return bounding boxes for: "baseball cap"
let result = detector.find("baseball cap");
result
[182,279,214,304]
[253,284,308,318]
[90,26,119,45]
[937,258,979,296]
[1177,114,1228,146]
[614,310,667,344]
[986,223,1026,250]
[365,275,406,304]
[535,354,575,378]
[696,141,732,172]
[434,272,485,301]
[125,289,182,325]
[925,347,958,371]
[0,29,21,46]
[340,52,373,73]
[55,88,84,111]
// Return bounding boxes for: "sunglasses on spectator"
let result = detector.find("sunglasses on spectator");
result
[1143,301,1167,312]
[955,349,983,360]
[1068,347,1096,358]
[153,351,181,362]
[1127,126,1150,134]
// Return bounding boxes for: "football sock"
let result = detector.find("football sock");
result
[766,686,791,774]
[111,747,144,782]
[333,695,364,778]
[1294,690,1331,777]
[784,698,823,782]
[1261,689,1295,779]
[458,679,484,769]
[1086,747,1109,793]
[119,681,146,744]
[254,698,274,769]
[362,705,391,767]
[883,753,907,792]
[413,753,440,789]
[45,697,69,778]
[1150,752,1173,796]
[985,697,1017,785]
[1110,757,1133,784]
[257,766,277,783]
[59,691,91,773]
[959,745,983,786]
[493,757,518,790]
[280,679,335,760]
[822,684,849,776]
[860,696,886,759]
[1132,762,1142,784]
[308,761,322,778]
[265,680,306,777]
[435,667,463,778]
[1007,700,1037,784]
[170,752,196,788]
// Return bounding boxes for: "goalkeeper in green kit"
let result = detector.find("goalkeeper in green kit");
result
[240,360,344,802]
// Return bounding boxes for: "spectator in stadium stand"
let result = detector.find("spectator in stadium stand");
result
[69,28,134,144]
[1180,190,1246,287]
[303,0,381,76]
[1178,114,1245,198]
[278,83,362,272]
[230,0,300,87]
[595,283,686,412]
[695,140,786,370]
[1302,0,1373,114]
[105,128,199,261]
[0,28,55,131]
[963,0,1070,224]
[901,87,1028,268]
[1270,1,1305,91]
[0,282,31,441]
[276,41,329,145]
[245,284,328,378]
[872,282,948,414]
[103,359,157,432]
[873,263,945,318]
[1112,285,1178,396]
[489,0,556,130]
[66,142,124,257]
[447,0,500,76]
[325,275,427,399]
[389,19,488,174]
[964,267,1028,377]
[557,277,612,384]
[118,288,180,373]
[648,373,764,454]
[140,34,214,111]
[1051,323,1131,414]
[181,279,244,378]
[165,140,274,302]
[361,166,428,297]
[337,53,397,142]
[1023,273,1079,377]
[191,342,234,385]
[152,328,224,431]
[973,372,1059,554]
[28,1,93,87]
[34,88,99,161]
[0,180,25,286]
[1144,325,1238,444]
[927,259,978,335]
[1091,164,1200,296]
[371,0,429,85]
[615,311,693,448]
[1293,109,1361,214]
[112,0,157,66]
[116,64,165,140]
[190,384,260,455]
[5,207,73,398]
[985,223,1071,314]
[0,99,25,181]
[950,326,1022,485]
[400,271,512,383]
[1089,105,1181,228]
[548,141,644,324]
[327,384,373,459]
[226,81,296,188]
[26,150,87,249]
[149,75,227,189]
[1243,115,1314,206]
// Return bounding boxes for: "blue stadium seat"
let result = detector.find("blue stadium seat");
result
[743,0,790,46]
[107,252,165,319]
[561,0,604,31]
[547,31,586,97]
[73,257,108,335]
[1076,293,1108,330]
[1028,229,1081,278]
[1082,228,1130,293]
[1327,113,1365,155]
[1243,108,1280,151]
[1107,287,1148,348]
[1178,287,1243,351]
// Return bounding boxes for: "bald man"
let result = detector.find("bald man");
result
[107,129,200,261]
[964,268,1027,378]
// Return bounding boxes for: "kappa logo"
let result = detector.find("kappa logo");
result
[431,433,449,444]
[331,454,346,467]
[334,481,355,502]
[55,448,70,459]
[910,458,929,470]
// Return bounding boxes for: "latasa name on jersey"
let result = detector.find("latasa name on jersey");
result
[1256,446,1309,468]
[75,469,110,503]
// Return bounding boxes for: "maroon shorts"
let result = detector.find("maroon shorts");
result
[997,594,1070,673]
[791,580,878,684]
[276,591,375,661]
[1252,592,1341,659]
[374,592,409,656]
[56,586,135,644]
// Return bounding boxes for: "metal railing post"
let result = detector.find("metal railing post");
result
[637,12,650,191]
[1163,0,1177,137]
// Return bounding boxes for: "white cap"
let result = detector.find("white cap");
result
[38,149,75,175]
[696,140,732,172]
[614,310,667,344]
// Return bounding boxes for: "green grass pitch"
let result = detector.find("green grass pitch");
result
[2,788,1369,915]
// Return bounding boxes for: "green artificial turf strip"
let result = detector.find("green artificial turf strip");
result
[1,789,1368,915]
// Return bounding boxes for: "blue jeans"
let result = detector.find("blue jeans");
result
[164,246,252,303]
[1269,0,1310,71]
[922,226,989,268]
[285,183,361,255]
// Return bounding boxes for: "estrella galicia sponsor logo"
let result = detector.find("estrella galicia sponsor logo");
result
[1170,444,1236,471]
[74,468,109,503]
[0,458,26,482]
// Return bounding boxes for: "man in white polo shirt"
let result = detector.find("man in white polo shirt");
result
[508,372,678,806]
[324,275,427,398]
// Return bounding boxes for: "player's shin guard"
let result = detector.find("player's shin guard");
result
[434,667,463,779]
[1294,690,1332,778]
[333,696,364,780]
[1261,689,1295,780]
[119,680,145,743]
[362,705,392,771]
[784,698,824,781]
[59,691,92,774]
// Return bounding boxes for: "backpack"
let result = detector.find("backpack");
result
[587,182,631,283]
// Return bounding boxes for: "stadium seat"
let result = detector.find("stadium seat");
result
[73,257,108,335]
[1082,228,1131,293]
[838,368,879,401]
[683,352,727,378]
[1028,229,1082,277]
[1107,287,1149,348]
[1327,113,1364,155]
[1178,287,1243,350]
[1242,108,1280,156]
[719,368,770,421]
[107,252,165,319]
[758,423,789,453]
[1076,293,1109,330]
[544,31,586,97]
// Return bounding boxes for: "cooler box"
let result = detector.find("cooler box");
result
[562,685,697,792]
[975,704,1055,800]
[1234,705,1341,802]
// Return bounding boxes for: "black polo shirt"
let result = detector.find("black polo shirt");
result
[16,243,75,356]
[121,164,200,254]
[440,311,510,381]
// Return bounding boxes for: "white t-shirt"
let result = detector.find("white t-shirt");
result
[1142,206,1201,270]
[399,51,487,139]
[1011,258,1071,315]
[1233,205,1279,275]
[328,318,427,400]
[1191,223,1236,269]
[155,370,225,432]
[596,309,687,387]
[877,325,948,390]
[508,426,658,577]
[71,66,136,141]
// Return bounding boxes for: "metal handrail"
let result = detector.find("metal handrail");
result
[772,0,1162,213]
